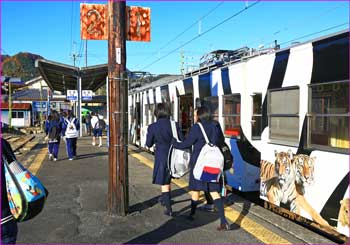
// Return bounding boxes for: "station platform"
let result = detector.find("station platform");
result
[15,136,336,244]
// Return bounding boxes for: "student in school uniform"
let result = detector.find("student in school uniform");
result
[45,110,62,161]
[145,103,183,216]
[171,105,230,231]
[62,111,80,160]
[90,112,103,147]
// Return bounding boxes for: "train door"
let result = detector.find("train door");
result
[178,94,194,136]
[135,102,141,144]
[251,93,262,140]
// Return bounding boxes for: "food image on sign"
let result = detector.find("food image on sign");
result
[127,6,151,42]
[81,4,107,40]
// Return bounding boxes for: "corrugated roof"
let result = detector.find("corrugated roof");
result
[1,103,31,110]
[36,59,108,92]
[12,88,48,101]
[130,74,183,94]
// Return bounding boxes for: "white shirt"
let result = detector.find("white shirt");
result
[91,115,99,129]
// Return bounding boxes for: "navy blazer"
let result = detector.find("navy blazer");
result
[172,120,225,191]
[45,119,62,137]
[146,118,183,185]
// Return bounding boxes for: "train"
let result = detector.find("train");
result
[128,29,349,240]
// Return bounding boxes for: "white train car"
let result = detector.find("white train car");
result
[128,30,349,239]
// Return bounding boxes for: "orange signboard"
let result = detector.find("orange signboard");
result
[127,6,151,42]
[80,4,107,40]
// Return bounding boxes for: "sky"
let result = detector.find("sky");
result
[1,1,349,75]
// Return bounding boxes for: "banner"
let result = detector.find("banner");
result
[127,6,151,42]
[80,4,107,40]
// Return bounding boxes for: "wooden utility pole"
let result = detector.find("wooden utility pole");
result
[107,0,128,216]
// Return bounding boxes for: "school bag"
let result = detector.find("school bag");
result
[48,122,60,142]
[220,142,234,171]
[65,118,78,138]
[2,139,48,222]
[167,120,191,178]
[98,117,106,130]
[193,122,224,182]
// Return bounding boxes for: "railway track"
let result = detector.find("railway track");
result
[2,133,45,166]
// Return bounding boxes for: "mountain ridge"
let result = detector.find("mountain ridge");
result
[1,52,44,82]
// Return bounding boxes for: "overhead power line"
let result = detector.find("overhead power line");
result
[69,0,74,56]
[159,2,224,51]
[279,22,349,46]
[133,1,224,70]
[245,2,348,48]
[140,0,261,71]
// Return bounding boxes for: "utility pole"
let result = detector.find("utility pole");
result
[8,79,12,128]
[180,49,185,75]
[107,0,128,216]
[85,40,88,67]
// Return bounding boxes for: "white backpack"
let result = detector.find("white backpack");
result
[167,120,191,178]
[193,122,224,182]
[65,118,78,138]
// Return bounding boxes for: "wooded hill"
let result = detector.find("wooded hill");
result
[1,52,43,82]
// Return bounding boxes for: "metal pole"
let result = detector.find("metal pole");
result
[8,80,12,127]
[78,77,82,137]
[107,0,128,216]
[39,80,43,131]
[85,40,88,67]
[106,76,109,147]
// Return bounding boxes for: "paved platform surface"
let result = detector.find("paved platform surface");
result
[15,136,337,244]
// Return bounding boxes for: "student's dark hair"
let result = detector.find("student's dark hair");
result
[197,105,212,122]
[51,110,60,121]
[69,110,75,118]
[154,103,170,119]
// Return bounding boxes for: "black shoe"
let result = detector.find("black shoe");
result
[216,223,230,231]
[164,209,173,217]
[198,204,216,212]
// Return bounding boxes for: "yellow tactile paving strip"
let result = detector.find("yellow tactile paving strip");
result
[27,147,47,175]
[129,149,291,244]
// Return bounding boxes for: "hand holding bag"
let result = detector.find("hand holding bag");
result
[167,120,191,178]
[2,139,48,222]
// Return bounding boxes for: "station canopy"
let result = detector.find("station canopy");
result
[35,59,108,93]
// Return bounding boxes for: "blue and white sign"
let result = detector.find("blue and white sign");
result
[32,101,48,112]
[67,90,78,101]
[82,90,93,101]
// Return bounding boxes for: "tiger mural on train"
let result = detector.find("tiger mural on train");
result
[338,198,349,227]
[260,151,332,229]
[260,150,298,211]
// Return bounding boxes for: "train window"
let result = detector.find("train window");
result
[170,102,174,119]
[308,80,349,153]
[149,104,155,123]
[144,104,150,125]
[129,106,134,120]
[222,94,241,137]
[203,96,218,121]
[251,93,262,140]
[268,87,299,145]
